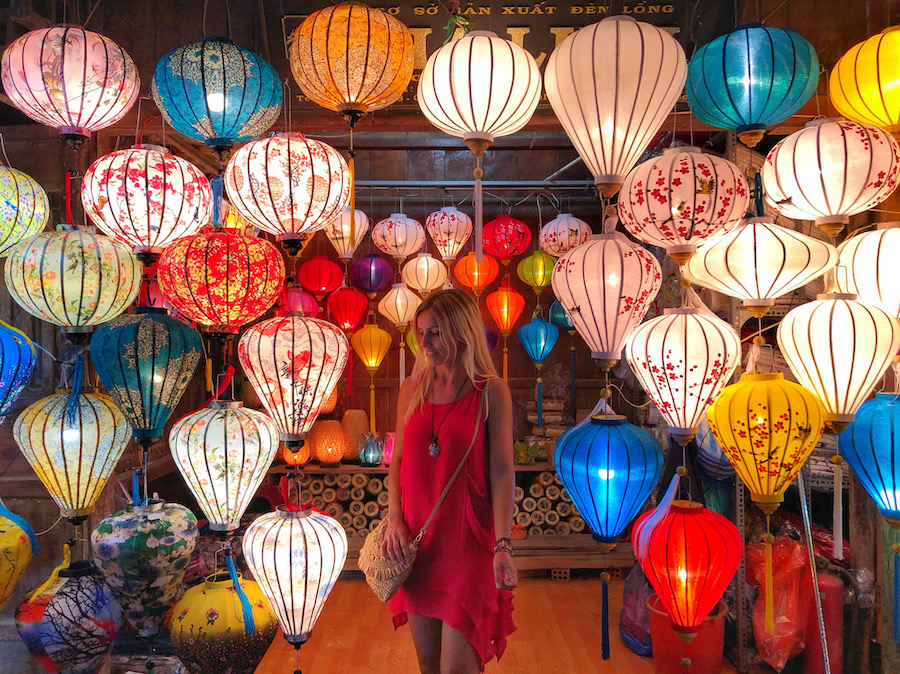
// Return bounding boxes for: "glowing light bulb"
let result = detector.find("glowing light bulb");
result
[678,567,688,582]
[206,92,226,112]
[153,374,163,383]
[756,416,765,425]
[62,428,80,442]
[606,273,619,286]
[597,468,616,480]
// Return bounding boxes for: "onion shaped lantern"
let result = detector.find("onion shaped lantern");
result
[323,208,369,262]
[0,166,49,257]
[516,250,555,304]
[13,391,131,522]
[777,293,900,432]
[81,145,212,260]
[377,283,421,329]
[0,499,36,614]
[402,253,447,296]
[238,315,350,448]
[169,401,279,531]
[685,24,819,147]
[279,286,318,317]
[298,255,343,304]
[545,17,686,197]
[836,223,900,317]
[483,215,532,265]
[5,226,141,341]
[1,26,139,146]
[349,253,393,298]
[618,147,751,265]
[763,119,900,237]
[0,321,36,427]
[406,329,419,359]
[352,324,392,434]
[327,286,368,332]
[372,213,425,263]
[625,308,741,446]
[830,27,900,133]
[426,206,472,262]
[539,213,591,258]
[684,217,838,317]
[151,37,281,159]
[454,252,499,297]
[486,282,526,381]
[517,318,558,428]
[156,229,285,338]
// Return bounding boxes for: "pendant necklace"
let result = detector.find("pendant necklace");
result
[428,378,469,457]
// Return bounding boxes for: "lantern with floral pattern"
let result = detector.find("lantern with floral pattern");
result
[372,214,425,263]
[539,213,591,258]
[0,166,48,257]
[426,207,473,262]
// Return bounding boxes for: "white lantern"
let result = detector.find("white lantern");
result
[763,119,900,237]
[618,147,750,264]
[169,402,279,531]
[378,283,421,328]
[425,207,472,262]
[401,253,448,295]
[544,17,687,197]
[625,307,741,445]
[835,222,900,317]
[551,229,662,370]
[684,217,839,316]
[243,507,347,647]
[777,293,900,431]
[371,214,425,262]
[539,213,591,258]
[322,208,369,261]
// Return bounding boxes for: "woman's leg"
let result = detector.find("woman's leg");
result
[440,622,481,674]
[408,614,443,674]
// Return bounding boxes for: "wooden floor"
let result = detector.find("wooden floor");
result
[256,577,739,673]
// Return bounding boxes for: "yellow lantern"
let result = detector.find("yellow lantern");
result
[0,500,36,613]
[351,323,392,434]
[310,420,346,466]
[830,27,900,132]
[516,250,555,305]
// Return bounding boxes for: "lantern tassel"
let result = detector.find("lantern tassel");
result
[764,518,775,634]
[64,350,85,426]
[399,340,406,383]
[536,368,543,428]
[474,157,483,264]
[369,373,377,434]
[601,571,610,660]
[225,546,256,635]
[211,175,224,228]
[833,454,843,560]
[570,338,576,401]
[132,469,141,507]
[28,542,70,603]
[894,543,900,644]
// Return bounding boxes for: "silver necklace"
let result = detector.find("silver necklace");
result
[428,378,468,457]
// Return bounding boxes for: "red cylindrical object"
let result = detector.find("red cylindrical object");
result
[648,596,726,674]
[802,571,843,674]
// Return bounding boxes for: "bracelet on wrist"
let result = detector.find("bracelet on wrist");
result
[494,537,513,555]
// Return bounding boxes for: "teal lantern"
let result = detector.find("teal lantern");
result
[151,37,282,159]
[359,433,384,466]
[549,299,576,401]
[685,24,819,148]
[517,317,558,427]
[0,321,36,427]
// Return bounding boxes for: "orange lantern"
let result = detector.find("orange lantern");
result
[485,282,525,381]
[310,420,347,466]
[453,251,499,297]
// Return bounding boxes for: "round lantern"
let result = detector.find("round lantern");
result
[830,27,900,132]
[378,283,421,329]
[618,147,751,264]
[156,229,285,338]
[5,226,141,339]
[625,308,741,445]
[684,217,839,317]
[224,133,351,253]
[14,391,131,521]
[169,402,279,531]
[426,206,473,262]
[685,24,819,147]
[0,500,36,614]
[836,223,900,317]
[545,17,686,197]
[298,255,343,301]
[91,500,198,638]
[372,213,426,262]
[311,419,347,465]
[151,37,281,158]
[632,502,742,639]
[402,253,447,296]
[279,286,318,316]
[777,293,900,431]
[327,285,368,332]
[551,230,662,370]
[90,307,202,446]
[0,321,36,427]
[16,561,122,672]
[454,251,500,296]
[539,213,591,258]
[341,410,370,460]
[323,208,369,262]
[289,3,414,125]
[81,145,212,260]
[483,215,532,264]
[244,506,348,647]
[763,119,900,237]
[349,253,393,298]
[352,323,392,434]
[238,315,350,447]
[555,414,662,550]
[486,282,526,381]
[517,250,555,302]
[1,27,139,146]
[0,166,49,257]
[708,373,825,513]
[170,572,278,674]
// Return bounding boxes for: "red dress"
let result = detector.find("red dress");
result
[390,384,515,668]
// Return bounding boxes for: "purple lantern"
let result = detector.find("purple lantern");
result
[349,254,393,299]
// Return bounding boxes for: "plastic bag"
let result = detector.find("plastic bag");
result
[746,534,809,672]
[618,563,654,656]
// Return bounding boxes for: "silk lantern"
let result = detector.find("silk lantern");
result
[517,250,555,305]
[0,321,36,427]
[836,223,900,317]
[483,215,532,266]
[684,217,838,317]
[0,499,36,614]
[279,286,318,316]
[696,417,736,480]
[486,282,526,381]
[545,17,686,197]
[323,208,369,262]
[0,166,49,257]
[1,26,139,146]
[763,119,900,237]
[81,145,212,261]
[327,285,368,332]
[454,251,499,297]
[151,37,281,159]
[378,283,421,382]
[352,323,392,434]
[426,206,473,263]
[685,24,819,147]
[13,391,131,522]
[625,307,741,446]
[830,27,900,132]
[402,253,447,296]
[518,318,558,428]
[618,147,750,264]
[539,213,591,258]
[349,253,393,298]
[372,214,425,263]
[298,255,343,303]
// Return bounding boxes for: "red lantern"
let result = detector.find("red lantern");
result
[482,215,532,265]
[453,251,499,297]
[327,286,368,333]
[486,281,525,381]
[298,256,343,301]
[632,501,742,641]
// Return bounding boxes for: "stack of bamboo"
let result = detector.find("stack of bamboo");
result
[298,472,390,537]
[514,471,586,536]
[526,399,573,439]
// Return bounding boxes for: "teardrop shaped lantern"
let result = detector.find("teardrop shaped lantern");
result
[545,17,687,197]
[426,206,473,262]
[378,283,421,329]
[483,215,532,265]
[486,282,526,381]
[1,26,139,147]
[401,253,447,296]
[625,307,741,446]
[763,119,900,237]
[151,37,281,159]
[454,251,500,297]
[777,293,900,431]
[836,223,900,317]
[830,27,900,132]
[352,323,392,434]
[169,401,279,531]
[618,147,751,264]
[0,500,36,613]
[516,250,555,304]
[323,208,369,262]
[539,213,591,258]
[551,230,663,371]
[349,253,393,298]
[0,322,36,427]
[685,24,819,147]
[14,391,131,522]
[0,166,49,257]
[684,217,838,317]
[81,145,212,260]
[518,317,559,428]
[327,286,368,332]
[372,214,426,263]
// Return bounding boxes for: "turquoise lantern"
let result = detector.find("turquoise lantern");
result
[151,37,282,159]
[686,24,819,148]
[517,317,558,428]
[0,321,36,427]
[549,299,576,400]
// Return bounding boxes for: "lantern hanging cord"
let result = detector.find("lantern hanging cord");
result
[35,515,63,536]
[605,382,651,410]
[136,114,161,146]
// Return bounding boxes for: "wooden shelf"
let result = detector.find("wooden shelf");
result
[513,461,555,472]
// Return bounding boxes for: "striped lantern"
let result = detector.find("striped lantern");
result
[401,253,448,296]
[696,417,735,480]
[349,254,393,298]
[539,213,591,258]
[377,283,421,329]
[0,166,49,257]
[483,215,532,264]
[351,324,392,434]
[0,321,36,427]
[327,286,368,333]
[830,27,900,133]
[454,251,500,297]
[517,250,555,303]
[322,208,369,262]
[836,223,900,317]
[298,256,343,302]
[425,207,472,262]
[371,214,425,262]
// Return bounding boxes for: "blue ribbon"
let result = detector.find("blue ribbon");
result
[211,176,224,228]
[753,172,765,218]
[132,470,141,507]
[64,351,85,426]
[225,547,256,635]
[536,379,543,428]
[601,574,610,660]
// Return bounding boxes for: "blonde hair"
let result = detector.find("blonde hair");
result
[406,288,498,418]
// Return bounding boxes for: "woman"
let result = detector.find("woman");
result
[382,288,517,673]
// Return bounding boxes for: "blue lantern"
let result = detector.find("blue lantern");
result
[549,299,576,400]
[696,417,735,480]
[151,37,282,159]
[517,317,558,427]
[484,325,498,353]
[0,321,35,427]
[686,24,818,147]
[349,254,393,299]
